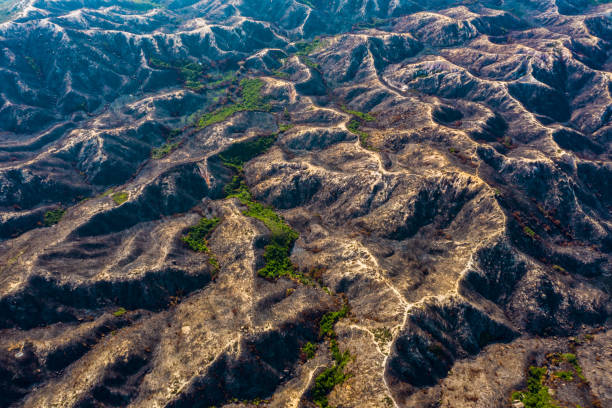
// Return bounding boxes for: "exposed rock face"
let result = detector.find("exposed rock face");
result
[0,0,610,407]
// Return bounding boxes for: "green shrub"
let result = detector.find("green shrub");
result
[113,307,127,317]
[347,119,371,148]
[44,208,65,226]
[553,370,573,381]
[302,342,317,359]
[523,226,536,238]
[111,192,128,205]
[341,105,375,121]
[182,217,221,252]
[302,57,320,69]
[511,366,560,408]
[319,304,349,338]
[152,142,179,159]
[278,123,294,133]
[312,338,351,408]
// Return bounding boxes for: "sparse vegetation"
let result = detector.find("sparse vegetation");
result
[152,141,179,159]
[353,17,387,30]
[383,396,394,407]
[373,327,392,347]
[44,208,65,226]
[552,264,567,273]
[273,70,290,79]
[130,0,164,10]
[198,78,271,128]
[295,0,315,8]
[111,192,129,205]
[149,57,205,90]
[25,56,41,75]
[302,56,320,69]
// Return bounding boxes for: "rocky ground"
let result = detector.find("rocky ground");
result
[0,0,610,407]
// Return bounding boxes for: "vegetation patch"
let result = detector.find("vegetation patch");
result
[319,304,349,337]
[312,302,351,408]
[343,107,376,150]
[217,132,310,284]
[198,78,271,128]
[149,57,205,90]
[25,56,41,76]
[301,342,317,359]
[511,366,560,408]
[113,307,127,317]
[294,38,325,56]
[553,370,573,381]
[44,208,65,226]
[111,192,129,205]
[302,56,320,70]
[182,217,221,271]
[312,339,350,408]
[182,217,220,252]
[347,119,371,149]
[341,105,375,122]
[511,352,590,408]
[523,226,536,238]
[152,141,179,159]
[353,17,387,30]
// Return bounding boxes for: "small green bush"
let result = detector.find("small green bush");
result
[553,370,573,381]
[302,342,317,359]
[278,123,294,133]
[44,208,65,226]
[523,226,536,238]
[341,105,375,121]
[152,142,179,159]
[111,192,128,205]
[113,307,127,317]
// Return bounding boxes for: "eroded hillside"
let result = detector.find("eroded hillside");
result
[0,0,610,407]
